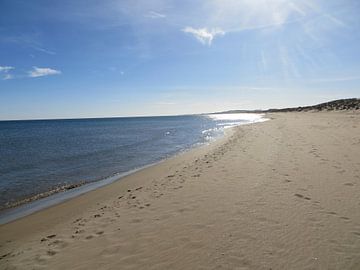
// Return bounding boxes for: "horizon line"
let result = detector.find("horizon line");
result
[1,97,358,122]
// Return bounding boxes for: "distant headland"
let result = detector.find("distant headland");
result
[214,98,360,114]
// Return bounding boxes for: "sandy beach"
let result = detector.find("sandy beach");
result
[1,111,360,269]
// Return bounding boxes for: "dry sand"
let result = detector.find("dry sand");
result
[1,112,360,269]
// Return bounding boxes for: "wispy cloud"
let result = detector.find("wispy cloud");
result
[0,35,56,55]
[182,27,225,45]
[28,67,61,78]
[145,11,166,19]
[0,66,14,72]
[33,47,56,55]
[0,66,15,80]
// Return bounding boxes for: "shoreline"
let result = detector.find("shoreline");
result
[0,162,159,225]
[0,121,239,225]
[0,116,236,240]
[1,111,359,269]
[0,113,266,218]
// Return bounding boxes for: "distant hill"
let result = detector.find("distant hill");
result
[266,98,360,112]
[213,98,360,114]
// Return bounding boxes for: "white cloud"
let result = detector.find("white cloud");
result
[0,66,15,80]
[182,27,225,45]
[0,66,14,72]
[145,11,166,19]
[28,66,61,78]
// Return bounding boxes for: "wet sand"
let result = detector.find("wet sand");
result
[1,112,360,269]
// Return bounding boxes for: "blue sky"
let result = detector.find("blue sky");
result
[1,0,360,120]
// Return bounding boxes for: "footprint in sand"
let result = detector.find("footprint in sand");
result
[41,234,57,242]
[74,229,85,235]
[344,182,354,186]
[0,252,12,261]
[73,218,82,223]
[48,239,68,249]
[47,250,57,256]
[294,193,311,200]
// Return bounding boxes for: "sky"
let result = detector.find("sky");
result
[0,0,360,120]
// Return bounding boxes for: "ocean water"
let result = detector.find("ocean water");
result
[0,114,265,209]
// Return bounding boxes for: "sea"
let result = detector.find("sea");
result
[0,113,265,218]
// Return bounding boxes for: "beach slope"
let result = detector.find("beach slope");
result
[1,112,360,269]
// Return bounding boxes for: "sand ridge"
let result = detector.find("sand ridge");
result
[1,112,360,269]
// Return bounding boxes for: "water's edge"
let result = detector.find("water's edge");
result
[0,161,161,225]
[0,137,218,225]
[0,116,268,225]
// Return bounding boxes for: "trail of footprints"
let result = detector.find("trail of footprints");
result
[284,164,358,233]
[1,132,237,266]
[288,180,360,243]
[269,130,360,240]
[3,124,360,265]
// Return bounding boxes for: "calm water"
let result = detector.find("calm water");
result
[0,114,265,209]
